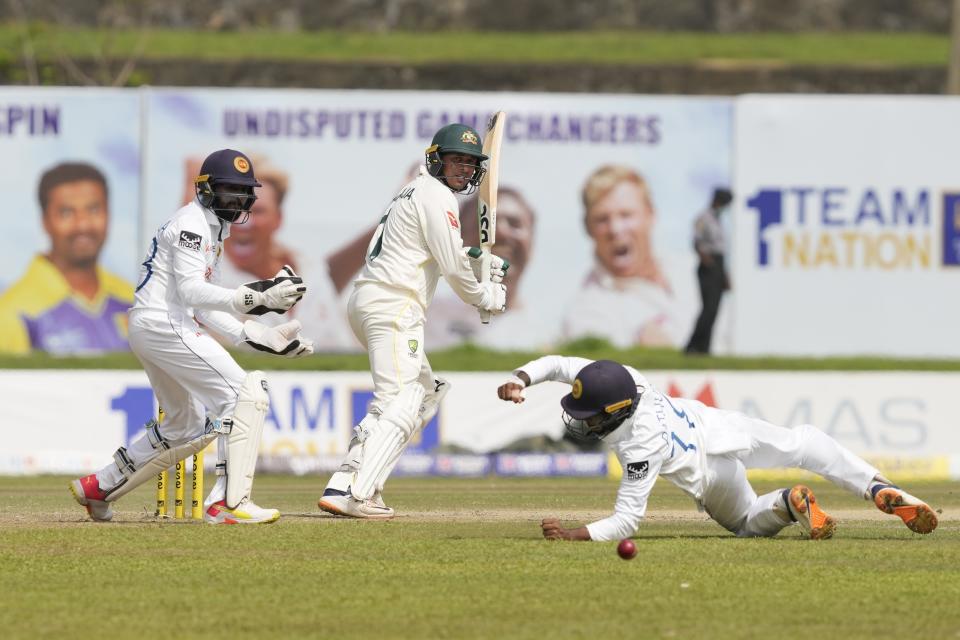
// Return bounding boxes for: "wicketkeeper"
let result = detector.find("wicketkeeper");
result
[498,356,938,541]
[318,123,508,518]
[70,149,313,525]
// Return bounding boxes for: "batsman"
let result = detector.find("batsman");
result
[319,122,509,518]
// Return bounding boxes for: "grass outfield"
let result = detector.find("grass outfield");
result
[3,342,960,371]
[1,476,957,639]
[0,27,950,66]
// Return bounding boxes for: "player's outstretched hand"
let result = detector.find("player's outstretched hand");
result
[233,265,306,315]
[242,319,314,357]
[541,518,567,540]
[497,376,526,403]
[541,518,591,541]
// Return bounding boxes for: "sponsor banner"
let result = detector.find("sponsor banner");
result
[3,369,960,478]
[143,89,733,353]
[608,454,957,482]
[734,95,960,356]
[494,453,607,477]
[259,453,602,477]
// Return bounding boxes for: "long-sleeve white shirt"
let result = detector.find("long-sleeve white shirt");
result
[354,166,490,311]
[133,199,244,343]
[515,355,712,541]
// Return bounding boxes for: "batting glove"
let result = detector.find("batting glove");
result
[477,281,507,315]
[464,247,510,284]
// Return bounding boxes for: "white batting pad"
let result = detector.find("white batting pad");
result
[372,376,453,493]
[351,383,425,501]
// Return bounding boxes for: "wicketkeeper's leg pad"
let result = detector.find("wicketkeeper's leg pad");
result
[351,383,425,501]
[104,418,219,503]
[225,371,270,509]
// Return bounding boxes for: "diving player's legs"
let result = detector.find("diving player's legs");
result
[700,455,834,540]
[729,415,876,496]
[727,412,935,534]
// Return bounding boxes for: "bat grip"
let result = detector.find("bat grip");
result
[479,250,492,324]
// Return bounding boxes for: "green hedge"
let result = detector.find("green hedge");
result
[0,27,949,66]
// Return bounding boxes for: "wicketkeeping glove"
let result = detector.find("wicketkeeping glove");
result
[464,247,509,284]
[241,319,314,357]
[232,265,306,316]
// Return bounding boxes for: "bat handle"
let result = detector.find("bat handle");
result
[479,250,492,324]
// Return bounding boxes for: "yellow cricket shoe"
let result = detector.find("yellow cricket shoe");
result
[204,498,280,525]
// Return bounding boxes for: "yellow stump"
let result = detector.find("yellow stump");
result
[174,460,185,519]
[156,469,168,517]
[191,450,204,520]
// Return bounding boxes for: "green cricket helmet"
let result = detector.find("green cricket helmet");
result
[425,123,488,193]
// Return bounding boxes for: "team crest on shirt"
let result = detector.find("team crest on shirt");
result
[445,210,459,229]
[178,230,202,251]
[408,339,419,355]
[626,461,649,481]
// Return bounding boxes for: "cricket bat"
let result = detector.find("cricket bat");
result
[477,110,506,324]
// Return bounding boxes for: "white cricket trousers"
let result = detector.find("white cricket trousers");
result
[96,309,245,489]
[698,410,880,537]
[347,282,435,415]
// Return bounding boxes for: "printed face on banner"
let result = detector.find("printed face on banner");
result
[0,89,140,356]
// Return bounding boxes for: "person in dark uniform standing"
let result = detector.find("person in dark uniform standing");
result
[685,188,732,355]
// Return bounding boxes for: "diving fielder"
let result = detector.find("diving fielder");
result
[318,123,508,519]
[498,357,938,540]
[71,149,313,524]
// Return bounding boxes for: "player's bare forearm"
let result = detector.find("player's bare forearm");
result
[540,518,591,541]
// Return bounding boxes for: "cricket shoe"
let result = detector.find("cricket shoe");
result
[204,498,280,525]
[786,485,836,540]
[69,474,114,522]
[872,485,938,534]
[317,487,394,519]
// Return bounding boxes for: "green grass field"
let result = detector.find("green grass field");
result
[3,341,960,372]
[0,27,950,67]
[1,475,957,639]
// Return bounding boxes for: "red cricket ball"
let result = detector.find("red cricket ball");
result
[617,538,637,560]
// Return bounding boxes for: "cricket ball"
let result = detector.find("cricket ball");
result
[617,538,637,560]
